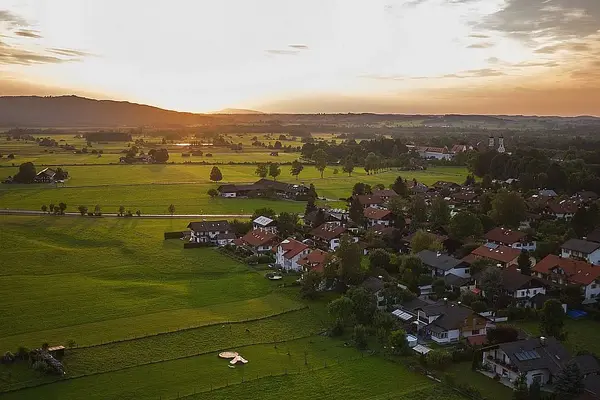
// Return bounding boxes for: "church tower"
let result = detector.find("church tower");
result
[497,135,505,153]
[488,135,495,149]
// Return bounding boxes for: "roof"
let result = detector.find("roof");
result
[369,224,395,237]
[356,195,384,206]
[433,181,460,189]
[362,276,385,292]
[467,335,489,346]
[187,220,231,232]
[500,269,547,292]
[484,227,527,245]
[363,207,392,220]
[417,301,475,331]
[278,238,309,259]
[217,232,237,240]
[561,239,600,254]
[310,223,346,241]
[372,189,398,198]
[470,244,521,264]
[36,167,56,177]
[253,216,275,227]
[239,229,278,247]
[574,354,600,376]
[533,255,600,286]
[391,309,415,322]
[495,337,570,374]
[401,297,435,312]
[444,273,471,288]
[583,375,600,399]
[539,189,558,197]
[576,191,598,201]
[546,201,578,215]
[298,249,329,272]
[451,191,478,202]
[586,228,600,244]
[417,250,463,271]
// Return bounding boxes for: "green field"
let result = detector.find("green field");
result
[0,216,462,400]
[0,165,468,214]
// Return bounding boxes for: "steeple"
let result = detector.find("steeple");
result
[488,135,495,149]
[497,134,505,153]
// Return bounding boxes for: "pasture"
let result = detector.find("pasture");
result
[0,216,457,400]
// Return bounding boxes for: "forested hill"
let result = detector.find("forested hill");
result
[0,96,214,128]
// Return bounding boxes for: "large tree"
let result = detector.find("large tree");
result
[209,166,223,182]
[336,235,363,285]
[392,176,409,198]
[409,195,428,228]
[539,299,566,340]
[252,207,277,220]
[480,267,503,307]
[369,248,392,271]
[290,160,304,180]
[349,197,365,226]
[13,162,37,183]
[554,363,584,400]
[342,157,355,177]
[410,230,443,253]
[448,211,483,241]
[429,197,451,229]
[268,163,281,181]
[277,212,299,238]
[517,251,532,275]
[489,191,526,229]
[313,148,328,178]
[347,286,377,325]
[364,152,378,175]
[300,269,322,299]
[255,163,268,178]
[327,296,355,327]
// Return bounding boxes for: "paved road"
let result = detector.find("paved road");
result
[0,209,252,219]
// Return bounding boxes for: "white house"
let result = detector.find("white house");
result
[481,269,547,307]
[187,221,234,246]
[275,238,310,271]
[309,223,357,251]
[235,229,278,254]
[560,239,600,265]
[416,250,471,278]
[482,337,571,387]
[363,207,393,227]
[253,216,277,234]
[533,255,600,303]
[484,227,537,252]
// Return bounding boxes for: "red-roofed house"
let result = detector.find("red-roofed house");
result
[310,223,355,251]
[542,201,578,220]
[484,227,537,252]
[533,255,600,302]
[356,195,385,209]
[298,249,329,273]
[372,189,398,201]
[465,244,523,268]
[275,238,311,271]
[236,229,278,254]
[363,207,393,227]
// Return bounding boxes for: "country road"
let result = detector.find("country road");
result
[0,209,252,219]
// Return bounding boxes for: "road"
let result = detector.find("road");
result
[0,209,252,219]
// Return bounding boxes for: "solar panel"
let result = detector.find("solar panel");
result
[515,350,540,361]
[392,309,414,321]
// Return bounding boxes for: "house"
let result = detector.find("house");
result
[408,181,429,194]
[355,195,385,209]
[275,238,310,271]
[533,255,600,303]
[363,207,393,227]
[483,269,547,306]
[481,337,571,387]
[253,216,277,233]
[574,191,598,204]
[450,191,479,205]
[34,168,57,183]
[560,239,600,265]
[310,223,353,251]
[484,227,537,252]
[417,146,453,160]
[304,208,347,228]
[187,220,234,246]
[444,273,474,292]
[236,229,278,254]
[538,189,558,197]
[414,300,491,344]
[416,250,471,278]
[362,277,386,310]
[463,244,522,268]
[432,181,461,192]
[298,249,329,273]
[372,189,398,201]
[217,179,308,199]
[543,201,578,220]
[586,228,600,244]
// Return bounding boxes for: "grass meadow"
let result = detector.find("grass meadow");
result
[0,216,460,400]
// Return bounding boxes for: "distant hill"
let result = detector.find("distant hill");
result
[0,96,213,128]
[214,108,265,115]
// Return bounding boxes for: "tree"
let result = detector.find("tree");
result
[136,210,141,217]
[392,176,409,198]
[480,267,503,307]
[364,152,378,175]
[471,300,487,313]
[313,149,328,178]
[58,202,67,215]
[273,140,282,149]
[560,285,584,309]
[528,380,541,400]
[426,350,452,370]
[400,256,425,289]
[255,163,268,178]
[409,195,428,228]
[13,162,36,183]
[168,204,175,216]
[342,157,355,176]
[49,203,55,214]
[118,205,125,216]
[328,296,355,327]
[77,205,88,216]
[305,197,318,216]
[277,212,299,238]
[352,182,372,196]
[539,299,566,340]
[268,163,281,181]
[389,329,409,355]
[513,374,529,400]
[486,326,519,344]
[353,325,368,349]
[307,183,318,199]
[337,236,364,285]
[210,166,223,182]
[94,204,101,215]
[349,197,365,226]
[300,269,322,299]
[517,251,532,275]
[373,311,395,344]
[207,188,219,198]
[432,278,446,298]
[41,205,48,213]
[430,197,451,229]
[411,230,443,253]
[369,248,392,271]
[479,193,493,214]
[290,160,304,180]
[149,148,169,163]
[554,362,584,400]
[448,212,484,241]
[490,191,526,229]
[252,208,277,220]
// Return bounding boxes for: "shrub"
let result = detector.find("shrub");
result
[426,349,452,369]
[353,325,368,349]
[32,360,48,373]
[2,351,15,364]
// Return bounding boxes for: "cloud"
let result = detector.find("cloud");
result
[467,42,495,49]
[49,48,91,57]
[266,49,299,56]
[15,29,42,38]
[443,68,506,78]
[0,44,66,65]
[288,44,309,50]
[0,10,27,27]
[534,42,592,54]
[469,34,490,39]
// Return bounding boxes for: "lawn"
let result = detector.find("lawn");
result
[0,165,468,214]
[446,362,513,400]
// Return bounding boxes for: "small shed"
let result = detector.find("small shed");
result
[47,346,65,359]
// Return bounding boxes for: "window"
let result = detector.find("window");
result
[592,284,598,289]
[464,268,470,274]
[472,329,480,335]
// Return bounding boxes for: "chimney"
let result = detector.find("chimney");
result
[540,336,546,346]
[443,297,448,305]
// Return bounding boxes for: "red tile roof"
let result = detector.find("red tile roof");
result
[484,227,527,245]
[239,229,278,247]
[363,207,392,220]
[298,249,329,272]
[310,224,347,241]
[533,255,600,286]
[372,189,398,198]
[356,195,384,206]
[546,201,578,215]
[470,245,521,264]
[278,238,309,259]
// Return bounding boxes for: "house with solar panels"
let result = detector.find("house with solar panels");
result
[252,216,277,234]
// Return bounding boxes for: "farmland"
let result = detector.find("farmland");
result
[0,216,460,400]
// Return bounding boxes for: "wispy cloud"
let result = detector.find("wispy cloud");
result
[288,44,309,50]
[469,33,490,39]
[534,42,592,54]
[467,42,494,49]
[14,29,42,38]
[266,49,299,56]
[49,48,91,57]
[0,10,27,27]
[443,68,506,78]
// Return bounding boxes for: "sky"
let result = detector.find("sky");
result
[1,0,599,115]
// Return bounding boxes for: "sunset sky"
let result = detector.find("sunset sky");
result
[1,0,599,115]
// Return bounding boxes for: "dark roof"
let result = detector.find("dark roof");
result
[416,250,463,271]
[484,227,527,245]
[361,277,385,292]
[574,354,600,376]
[401,297,434,312]
[217,232,237,240]
[187,220,231,232]
[583,375,600,398]
[239,229,278,247]
[587,228,600,244]
[356,195,384,206]
[418,301,474,331]
[444,273,471,288]
[36,167,56,177]
[310,223,346,240]
[501,269,547,292]
[496,337,571,374]
[561,239,600,254]
[364,207,392,220]
[372,189,398,198]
